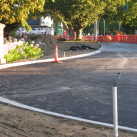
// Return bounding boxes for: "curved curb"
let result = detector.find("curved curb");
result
[0,96,137,133]
[1,43,137,133]
[0,44,104,70]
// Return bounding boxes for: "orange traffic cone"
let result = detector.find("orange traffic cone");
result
[53,46,60,62]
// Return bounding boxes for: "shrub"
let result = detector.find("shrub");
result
[4,41,44,62]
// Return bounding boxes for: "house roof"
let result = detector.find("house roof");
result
[27,18,40,25]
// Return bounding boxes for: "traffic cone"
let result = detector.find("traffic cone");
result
[53,46,60,62]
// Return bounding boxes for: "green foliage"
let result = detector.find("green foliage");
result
[83,24,94,35]
[44,0,105,26]
[4,42,43,62]
[0,0,45,31]
[100,0,137,34]
[123,0,137,26]
[120,23,137,34]
[102,0,136,24]
[43,0,131,39]
[83,19,137,35]
[98,20,119,35]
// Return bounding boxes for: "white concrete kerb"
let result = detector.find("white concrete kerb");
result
[0,44,137,133]
[0,96,137,133]
[0,45,104,69]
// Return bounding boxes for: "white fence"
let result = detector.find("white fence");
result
[16,27,54,36]
[4,41,24,54]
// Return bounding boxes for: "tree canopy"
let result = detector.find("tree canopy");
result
[83,20,136,35]
[123,0,137,26]
[0,0,45,37]
[43,0,130,39]
[101,0,137,34]
[101,0,137,26]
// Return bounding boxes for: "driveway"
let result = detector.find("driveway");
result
[0,42,137,128]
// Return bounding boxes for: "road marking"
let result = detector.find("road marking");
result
[118,53,128,69]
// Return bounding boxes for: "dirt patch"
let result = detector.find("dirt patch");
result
[15,34,102,61]
[26,34,59,49]
[25,34,101,59]
[0,102,136,137]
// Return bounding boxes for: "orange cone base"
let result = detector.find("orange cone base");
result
[53,60,60,63]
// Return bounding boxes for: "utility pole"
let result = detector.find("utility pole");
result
[103,19,105,36]
[94,20,97,41]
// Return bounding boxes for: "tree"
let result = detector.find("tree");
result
[83,24,94,36]
[43,0,105,39]
[43,0,130,40]
[0,0,45,37]
[102,0,137,27]
[101,0,137,34]
[122,23,137,34]
[122,0,137,26]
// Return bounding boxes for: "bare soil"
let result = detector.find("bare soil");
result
[15,34,102,60]
[1,35,137,136]
[0,102,137,137]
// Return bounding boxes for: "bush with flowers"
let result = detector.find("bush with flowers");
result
[4,38,44,62]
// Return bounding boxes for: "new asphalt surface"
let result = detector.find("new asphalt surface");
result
[0,42,137,129]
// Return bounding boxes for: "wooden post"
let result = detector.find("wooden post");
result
[0,23,6,64]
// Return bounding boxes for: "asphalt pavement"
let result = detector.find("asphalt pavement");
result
[0,42,137,129]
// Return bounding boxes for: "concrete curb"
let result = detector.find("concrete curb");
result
[0,44,104,69]
[1,44,137,133]
[0,96,137,133]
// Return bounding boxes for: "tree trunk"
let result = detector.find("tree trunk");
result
[0,21,21,38]
[75,28,82,40]
[74,18,83,40]
[61,23,75,37]
[68,25,74,36]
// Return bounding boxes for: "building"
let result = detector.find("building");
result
[17,17,54,36]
